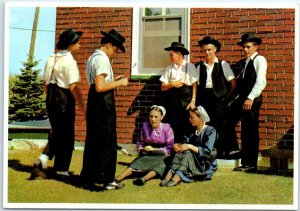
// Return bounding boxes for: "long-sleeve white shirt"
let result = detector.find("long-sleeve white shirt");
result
[243,52,267,100]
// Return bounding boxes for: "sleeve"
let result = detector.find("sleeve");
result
[136,123,147,153]
[43,57,53,84]
[93,55,111,77]
[197,127,217,158]
[247,56,267,100]
[159,66,171,83]
[221,61,235,81]
[65,58,80,86]
[158,125,175,156]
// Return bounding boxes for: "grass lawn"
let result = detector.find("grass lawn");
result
[6,148,295,209]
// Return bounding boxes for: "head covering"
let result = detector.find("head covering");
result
[198,36,221,52]
[100,29,126,53]
[56,28,83,50]
[237,33,262,46]
[196,105,210,123]
[164,42,189,55]
[151,105,166,117]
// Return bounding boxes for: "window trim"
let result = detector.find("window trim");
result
[131,7,190,79]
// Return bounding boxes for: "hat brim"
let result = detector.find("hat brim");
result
[237,37,262,46]
[164,46,189,55]
[198,40,221,52]
[101,31,126,53]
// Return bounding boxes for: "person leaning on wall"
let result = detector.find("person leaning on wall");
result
[159,42,198,144]
[33,28,86,178]
[195,36,238,159]
[228,33,267,172]
[79,29,129,191]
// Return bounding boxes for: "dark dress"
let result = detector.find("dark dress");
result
[170,125,218,182]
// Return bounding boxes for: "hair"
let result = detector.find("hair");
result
[150,106,164,116]
[190,108,201,118]
[56,37,80,50]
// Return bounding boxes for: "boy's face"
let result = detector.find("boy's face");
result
[243,42,258,57]
[201,44,217,60]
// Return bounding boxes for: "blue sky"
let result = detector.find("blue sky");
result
[9,7,56,75]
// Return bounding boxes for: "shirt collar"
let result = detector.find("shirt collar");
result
[246,52,258,63]
[56,50,71,56]
[95,49,109,59]
[173,59,187,70]
[204,57,219,67]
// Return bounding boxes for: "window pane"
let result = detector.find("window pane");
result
[166,8,183,15]
[145,8,162,16]
[165,18,181,30]
[144,19,163,31]
[142,36,181,70]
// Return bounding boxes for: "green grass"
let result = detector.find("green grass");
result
[8,132,48,140]
[6,149,294,208]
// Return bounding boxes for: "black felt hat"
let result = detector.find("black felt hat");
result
[56,28,83,50]
[164,42,189,55]
[198,36,221,52]
[237,33,262,46]
[100,29,126,53]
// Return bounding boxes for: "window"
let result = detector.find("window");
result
[131,7,189,78]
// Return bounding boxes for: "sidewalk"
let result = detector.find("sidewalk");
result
[8,139,242,168]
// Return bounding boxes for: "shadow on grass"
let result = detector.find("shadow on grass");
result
[243,166,293,178]
[8,159,104,192]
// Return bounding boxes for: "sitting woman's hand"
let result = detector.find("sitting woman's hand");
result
[144,145,154,152]
[173,143,191,153]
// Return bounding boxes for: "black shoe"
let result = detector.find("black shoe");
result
[228,150,241,159]
[234,165,256,172]
[133,178,146,186]
[166,180,181,187]
[159,179,169,187]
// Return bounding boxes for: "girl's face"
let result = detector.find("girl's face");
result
[201,44,216,60]
[243,42,258,57]
[169,50,181,64]
[189,111,204,127]
[149,110,163,129]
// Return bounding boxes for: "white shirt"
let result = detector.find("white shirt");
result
[44,50,80,89]
[159,60,198,86]
[197,57,235,88]
[86,49,114,85]
[243,52,267,100]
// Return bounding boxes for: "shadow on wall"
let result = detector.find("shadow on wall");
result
[127,77,166,144]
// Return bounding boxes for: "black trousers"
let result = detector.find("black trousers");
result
[80,86,117,184]
[46,91,75,172]
[226,95,262,166]
[198,89,239,156]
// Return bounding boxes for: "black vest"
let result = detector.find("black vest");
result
[240,55,259,99]
[197,61,228,98]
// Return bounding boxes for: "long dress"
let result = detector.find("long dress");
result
[129,122,174,177]
[170,125,218,182]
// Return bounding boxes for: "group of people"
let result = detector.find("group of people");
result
[33,27,267,191]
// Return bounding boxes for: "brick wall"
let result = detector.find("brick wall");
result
[55,7,295,149]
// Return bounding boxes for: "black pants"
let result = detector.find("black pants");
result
[198,89,238,156]
[227,96,262,167]
[80,86,117,184]
[46,89,75,172]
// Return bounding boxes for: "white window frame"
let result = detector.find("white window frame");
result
[131,7,190,78]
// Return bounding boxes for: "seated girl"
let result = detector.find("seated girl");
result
[160,105,218,187]
[115,105,174,186]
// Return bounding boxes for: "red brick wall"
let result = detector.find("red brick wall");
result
[55,7,295,149]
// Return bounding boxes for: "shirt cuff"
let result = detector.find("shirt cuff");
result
[247,93,255,101]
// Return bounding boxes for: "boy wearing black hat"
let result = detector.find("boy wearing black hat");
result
[80,29,128,190]
[229,33,267,171]
[160,42,198,143]
[196,36,238,159]
[34,28,86,178]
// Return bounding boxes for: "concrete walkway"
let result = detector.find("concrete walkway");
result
[8,139,240,168]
